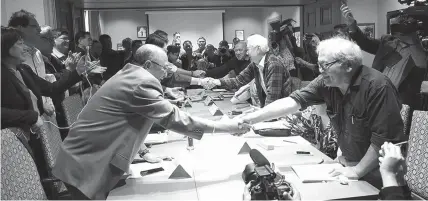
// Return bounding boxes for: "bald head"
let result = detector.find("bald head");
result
[134,44,169,80]
[135,44,167,65]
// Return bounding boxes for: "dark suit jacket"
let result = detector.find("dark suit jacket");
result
[349,21,428,109]
[100,49,124,80]
[1,64,81,131]
[206,56,251,79]
[52,63,217,200]
[379,185,412,200]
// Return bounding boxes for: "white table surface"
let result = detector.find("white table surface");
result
[108,132,379,200]
[109,89,379,200]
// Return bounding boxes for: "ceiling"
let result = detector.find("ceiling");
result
[82,0,317,9]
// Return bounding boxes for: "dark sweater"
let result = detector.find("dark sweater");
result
[206,56,251,79]
[379,186,412,200]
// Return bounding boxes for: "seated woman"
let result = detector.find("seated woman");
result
[1,27,105,139]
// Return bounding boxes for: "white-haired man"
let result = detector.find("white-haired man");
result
[52,44,249,200]
[202,34,291,107]
[238,37,406,189]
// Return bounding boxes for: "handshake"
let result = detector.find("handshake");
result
[199,77,221,90]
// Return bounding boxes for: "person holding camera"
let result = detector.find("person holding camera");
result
[341,0,428,110]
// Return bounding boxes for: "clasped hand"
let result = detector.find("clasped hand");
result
[200,77,219,90]
[75,56,107,76]
[217,118,252,136]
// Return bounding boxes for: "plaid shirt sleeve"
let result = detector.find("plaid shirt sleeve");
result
[219,63,255,90]
[264,60,288,105]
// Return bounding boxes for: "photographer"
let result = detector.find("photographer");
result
[341,0,428,110]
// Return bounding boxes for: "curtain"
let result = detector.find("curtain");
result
[43,0,57,27]
[88,11,101,40]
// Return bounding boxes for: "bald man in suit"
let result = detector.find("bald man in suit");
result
[52,44,249,200]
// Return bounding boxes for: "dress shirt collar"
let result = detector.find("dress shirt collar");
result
[257,54,266,69]
[52,48,65,59]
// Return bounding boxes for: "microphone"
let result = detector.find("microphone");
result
[249,149,270,167]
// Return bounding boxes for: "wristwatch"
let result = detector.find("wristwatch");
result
[138,149,150,158]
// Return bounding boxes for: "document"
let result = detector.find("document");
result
[291,163,358,183]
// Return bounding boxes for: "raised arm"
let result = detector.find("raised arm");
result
[21,65,81,97]
[340,2,381,55]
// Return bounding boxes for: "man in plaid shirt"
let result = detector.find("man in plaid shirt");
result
[202,34,291,107]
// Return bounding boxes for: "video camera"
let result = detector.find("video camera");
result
[391,0,428,50]
[242,149,295,200]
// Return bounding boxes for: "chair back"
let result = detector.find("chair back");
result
[39,114,68,193]
[400,104,411,135]
[1,128,47,200]
[62,94,84,127]
[405,110,428,199]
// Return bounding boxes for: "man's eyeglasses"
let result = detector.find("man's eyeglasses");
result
[318,60,339,72]
[150,60,168,72]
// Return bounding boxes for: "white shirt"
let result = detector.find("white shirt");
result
[22,45,46,78]
[256,54,268,94]
[52,48,66,61]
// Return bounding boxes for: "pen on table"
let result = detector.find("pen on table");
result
[394,141,408,146]
[283,140,297,144]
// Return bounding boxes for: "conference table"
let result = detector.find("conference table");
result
[108,89,380,200]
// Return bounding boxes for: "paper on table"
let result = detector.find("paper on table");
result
[291,163,358,183]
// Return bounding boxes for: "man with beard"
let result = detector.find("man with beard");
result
[205,41,251,79]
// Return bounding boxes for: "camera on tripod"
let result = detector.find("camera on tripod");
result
[242,149,295,200]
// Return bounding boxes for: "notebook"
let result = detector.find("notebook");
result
[291,163,358,183]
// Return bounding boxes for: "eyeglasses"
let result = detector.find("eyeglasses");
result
[318,60,339,71]
[318,60,339,72]
[150,60,168,73]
